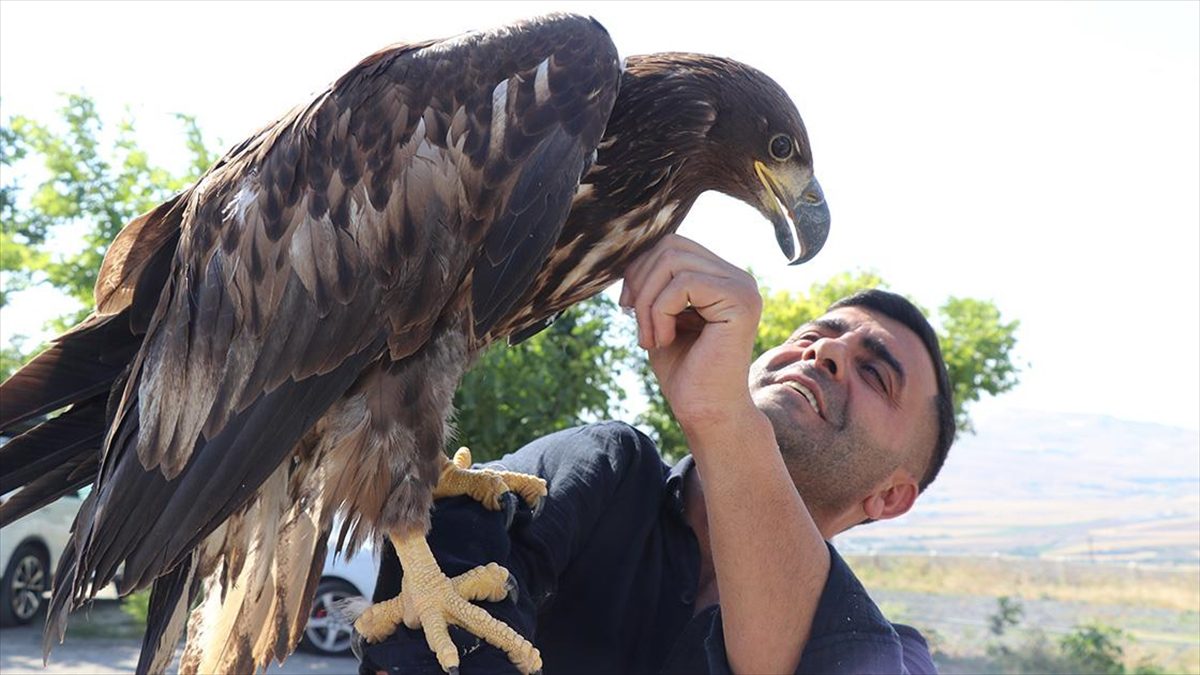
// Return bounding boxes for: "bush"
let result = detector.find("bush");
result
[1059,623,1129,675]
[120,589,150,627]
[982,597,1168,674]
[990,595,1024,636]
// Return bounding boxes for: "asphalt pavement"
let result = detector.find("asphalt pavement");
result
[0,607,362,675]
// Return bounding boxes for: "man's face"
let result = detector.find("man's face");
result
[748,306,939,518]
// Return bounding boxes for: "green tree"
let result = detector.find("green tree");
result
[1,94,216,379]
[980,607,1168,675]
[2,95,214,322]
[938,296,1022,431]
[1058,623,1133,675]
[454,296,633,461]
[639,271,1022,460]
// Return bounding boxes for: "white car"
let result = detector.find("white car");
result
[0,475,379,656]
[0,491,81,626]
[299,539,379,656]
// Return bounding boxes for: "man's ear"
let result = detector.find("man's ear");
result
[861,470,919,522]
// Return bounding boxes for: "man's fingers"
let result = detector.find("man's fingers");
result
[648,276,688,349]
[630,251,736,348]
[674,307,707,335]
[622,235,728,309]
[621,233,760,350]
[647,271,736,348]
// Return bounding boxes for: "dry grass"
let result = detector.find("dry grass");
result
[844,554,1200,612]
[847,555,1200,673]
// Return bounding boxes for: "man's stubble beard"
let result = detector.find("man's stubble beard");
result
[754,387,897,520]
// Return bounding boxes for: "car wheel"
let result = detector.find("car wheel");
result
[299,578,360,656]
[0,543,50,626]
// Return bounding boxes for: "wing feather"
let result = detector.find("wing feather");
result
[0,312,138,429]
[136,553,197,675]
[0,398,104,496]
[93,194,188,317]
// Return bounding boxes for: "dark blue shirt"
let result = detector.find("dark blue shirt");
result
[361,422,936,674]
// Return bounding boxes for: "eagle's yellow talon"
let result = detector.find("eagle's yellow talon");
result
[452,447,473,469]
[420,614,459,673]
[354,596,406,642]
[495,470,548,507]
[434,447,548,511]
[360,533,541,674]
[453,562,511,602]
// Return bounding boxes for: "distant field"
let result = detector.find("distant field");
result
[846,554,1200,611]
[820,411,1200,670]
[838,494,1200,565]
[846,554,1200,674]
[835,409,1200,566]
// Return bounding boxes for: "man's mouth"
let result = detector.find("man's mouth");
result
[783,380,822,418]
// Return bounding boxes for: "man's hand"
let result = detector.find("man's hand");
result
[621,234,827,675]
[619,234,763,433]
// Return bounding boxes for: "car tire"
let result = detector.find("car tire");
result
[0,542,50,627]
[299,578,361,656]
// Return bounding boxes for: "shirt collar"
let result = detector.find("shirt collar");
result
[663,454,695,516]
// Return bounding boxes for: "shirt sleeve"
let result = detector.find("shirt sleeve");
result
[659,545,937,675]
[492,422,670,610]
[895,624,938,675]
[358,422,666,674]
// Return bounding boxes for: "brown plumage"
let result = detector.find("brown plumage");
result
[0,13,829,674]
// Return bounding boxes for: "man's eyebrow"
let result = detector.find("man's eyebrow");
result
[804,317,849,335]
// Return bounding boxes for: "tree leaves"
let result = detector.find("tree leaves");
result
[938,296,1021,432]
[1,94,215,334]
[453,295,634,461]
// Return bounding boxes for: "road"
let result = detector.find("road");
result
[0,622,361,675]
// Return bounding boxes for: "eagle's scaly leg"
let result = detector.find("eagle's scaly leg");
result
[355,533,542,674]
[432,447,548,510]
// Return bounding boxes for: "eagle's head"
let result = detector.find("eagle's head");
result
[618,54,831,265]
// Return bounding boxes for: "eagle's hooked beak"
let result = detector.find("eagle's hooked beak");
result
[753,161,830,265]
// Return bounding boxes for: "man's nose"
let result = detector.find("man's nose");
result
[802,337,847,380]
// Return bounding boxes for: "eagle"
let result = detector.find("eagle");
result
[0,13,829,674]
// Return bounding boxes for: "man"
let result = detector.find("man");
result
[358,234,954,674]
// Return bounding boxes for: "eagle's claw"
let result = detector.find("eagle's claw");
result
[356,534,540,674]
[434,448,548,512]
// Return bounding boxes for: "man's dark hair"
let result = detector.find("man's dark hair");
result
[829,289,955,492]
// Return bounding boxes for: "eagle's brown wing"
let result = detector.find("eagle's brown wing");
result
[0,193,191,526]
[37,14,620,653]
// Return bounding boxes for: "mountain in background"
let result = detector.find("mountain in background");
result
[835,409,1200,565]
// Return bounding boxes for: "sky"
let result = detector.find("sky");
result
[1,1,1198,431]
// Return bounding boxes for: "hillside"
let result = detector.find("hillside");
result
[835,408,1200,565]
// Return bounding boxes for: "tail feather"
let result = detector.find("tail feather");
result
[39,432,341,675]
[43,491,95,664]
[136,554,198,675]
[175,447,337,675]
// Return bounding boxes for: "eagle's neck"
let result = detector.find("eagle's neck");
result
[553,58,726,250]
[485,62,726,341]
